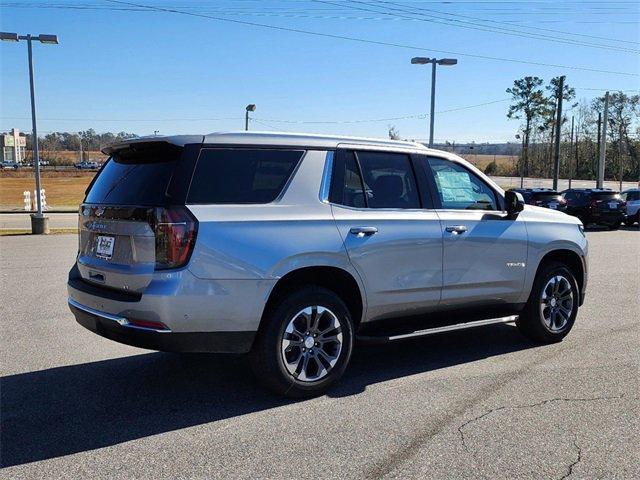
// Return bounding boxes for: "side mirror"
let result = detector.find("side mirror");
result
[505,190,525,219]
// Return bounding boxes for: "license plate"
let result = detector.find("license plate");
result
[608,202,618,210]
[549,202,558,209]
[95,235,115,259]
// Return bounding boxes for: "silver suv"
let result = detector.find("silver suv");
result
[68,132,588,397]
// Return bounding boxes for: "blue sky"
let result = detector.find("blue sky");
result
[1,0,638,143]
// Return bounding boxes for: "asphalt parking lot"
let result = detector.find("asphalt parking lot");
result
[1,229,638,479]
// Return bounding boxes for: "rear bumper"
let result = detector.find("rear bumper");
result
[67,263,274,353]
[587,211,624,224]
[68,298,254,353]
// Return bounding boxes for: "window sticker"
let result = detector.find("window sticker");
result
[434,170,476,202]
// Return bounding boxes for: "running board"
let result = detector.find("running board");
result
[357,315,518,343]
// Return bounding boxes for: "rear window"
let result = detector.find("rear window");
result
[533,191,561,201]
[623,191,640,201]
[187,149,303,204]
[85,143,182,205]
[592,192,619,200]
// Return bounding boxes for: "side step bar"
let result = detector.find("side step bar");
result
[357,315,518,343]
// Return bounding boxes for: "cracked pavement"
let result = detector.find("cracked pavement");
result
[1,228,639,479]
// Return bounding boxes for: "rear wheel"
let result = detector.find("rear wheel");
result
[517,261,579,343]
[250,286,354,398]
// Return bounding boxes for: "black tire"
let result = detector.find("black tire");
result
[250,286,354,398]
[516,260,579,343]
[624,218,634,226]
[577,215,588,227]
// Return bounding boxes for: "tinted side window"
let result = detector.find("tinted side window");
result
[187,149,303,204]
[329,151,366,207]
[356,151,420,209]
[426,157,497,210]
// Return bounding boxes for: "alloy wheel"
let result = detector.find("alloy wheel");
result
[539,275,574,332]
[281,306,343,382]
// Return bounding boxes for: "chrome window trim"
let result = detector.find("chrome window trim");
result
[319,150,334,203]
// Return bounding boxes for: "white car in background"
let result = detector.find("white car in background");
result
[621,188,640,226]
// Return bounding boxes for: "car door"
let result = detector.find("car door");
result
[415,155,528,307]
[329,147,443,321]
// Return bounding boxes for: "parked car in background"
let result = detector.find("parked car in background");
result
[509,188,567,212]
[561,188,624,230]
[1,161,21,169]
[620,188,640,226]
[75,161,99,170]
[68,132,588,397]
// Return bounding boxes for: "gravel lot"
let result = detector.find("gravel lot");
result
[1,229,638,479]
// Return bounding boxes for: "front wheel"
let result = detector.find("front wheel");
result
[517,261,579,343]
[250,286,354,398]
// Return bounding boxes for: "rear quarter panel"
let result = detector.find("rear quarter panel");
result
[185,149,364,309]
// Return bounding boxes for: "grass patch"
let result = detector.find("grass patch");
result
[0,227,78,236]
[0,173,93,210]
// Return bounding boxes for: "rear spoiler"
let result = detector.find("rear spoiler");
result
[101,135,205,155]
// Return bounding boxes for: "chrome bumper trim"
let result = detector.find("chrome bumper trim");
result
[68,297,172,333]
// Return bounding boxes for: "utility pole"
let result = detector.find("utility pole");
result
[78,132,83,162]
[596,112,601,186]
[568,115,574,189]
[552,75,565,191]
[618,121,625,192]
[574,122,579,188]
[597,92,609,189]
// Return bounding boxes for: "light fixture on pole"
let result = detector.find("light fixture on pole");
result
[411,57,457,148]
[245,104,256,131]
[1,31,59,234]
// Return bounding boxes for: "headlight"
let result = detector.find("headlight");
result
[578,224,585,236]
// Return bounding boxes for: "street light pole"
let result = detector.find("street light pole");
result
[245,104,256,131]
[411,57,457,148]
[26,35,44,218]
[1,31,58,234]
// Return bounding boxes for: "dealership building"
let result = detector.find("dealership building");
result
[1,129,27,163]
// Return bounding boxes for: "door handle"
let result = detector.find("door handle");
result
[350,226,378,237]
[445,225,468,234]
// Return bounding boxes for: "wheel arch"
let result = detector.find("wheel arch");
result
[258,266,365,335]
[536,249,586,302]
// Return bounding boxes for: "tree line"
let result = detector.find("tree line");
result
[22,129,138,164]
[505,76,639,182]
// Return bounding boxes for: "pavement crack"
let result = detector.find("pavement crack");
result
[559,434,582,480]
[457,393,625,453]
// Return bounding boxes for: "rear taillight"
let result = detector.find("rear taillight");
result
[152,206,198,270]
[588,199,598,208]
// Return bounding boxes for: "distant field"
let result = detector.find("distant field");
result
[0,171,94,210]
[460,154,518,173]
